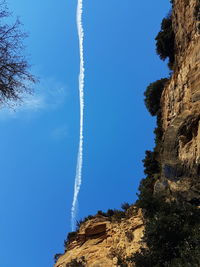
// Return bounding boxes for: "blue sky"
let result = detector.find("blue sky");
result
[1,0,170,266]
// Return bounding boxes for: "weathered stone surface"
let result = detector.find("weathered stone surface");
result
[54,210,144,267]
[160,0,200,202]
[54,1,200,266]
[85,223,107,237]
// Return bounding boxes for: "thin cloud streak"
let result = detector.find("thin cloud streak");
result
[71,0,85,231]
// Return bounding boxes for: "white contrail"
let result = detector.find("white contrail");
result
[71,0,85,231]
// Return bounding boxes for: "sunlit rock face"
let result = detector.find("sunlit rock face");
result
[54,210,144,267]
[54,0,200,266]
[158,0,200,203]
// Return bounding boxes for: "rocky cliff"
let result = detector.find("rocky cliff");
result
[55,209,144,267]
[54,0,200,266]
[156,0,200,203]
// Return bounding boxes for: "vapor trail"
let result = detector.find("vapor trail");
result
[71,0,85,231]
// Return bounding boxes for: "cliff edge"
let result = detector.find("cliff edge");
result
[156,0,200,203]
[54,0,200,266]
[55,209,144,267]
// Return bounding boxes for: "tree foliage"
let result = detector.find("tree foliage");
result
[194,0,200,20]
[65,257,86,267]
[136,150,161,216]
[121,202,131,211]
[155,15,175,69]
[54,253,62,263]
[133,200,200,267]
[64,231,77,250]
[144,78,168,116]
[0,0,36,105]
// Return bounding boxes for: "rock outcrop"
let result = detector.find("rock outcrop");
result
[156,0,200,203]
[54,0,200,266]
[55,210,144,267]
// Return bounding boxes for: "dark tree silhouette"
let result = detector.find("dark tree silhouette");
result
[0,0,36,105]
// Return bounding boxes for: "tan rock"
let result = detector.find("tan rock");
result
[160,0,200,201]
[54,210,144,267]
[54,1,200,266]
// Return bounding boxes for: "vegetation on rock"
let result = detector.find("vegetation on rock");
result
[144,78,168,116]
[64,231,77,251]
[194,0,200,33]
[155,14,175,69]
[194,0,200,21]
[133,3,200,265]
[65,257,86,267]
[136,150,161,217]
[54,253,62,263]
[55,1,200,266]
[76,203,132,230]
[133,199,200,266]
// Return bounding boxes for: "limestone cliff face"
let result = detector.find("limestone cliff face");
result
[54,0,200,266]
[55,210,144,267]
[156,0,200,203]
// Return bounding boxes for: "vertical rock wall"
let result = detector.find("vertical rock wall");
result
[160,0,200,202]
[54,1,200,266]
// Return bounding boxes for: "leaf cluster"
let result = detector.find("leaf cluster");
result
[65,257,86,267]
[136,150,161,216]
[64,231,77,251]
[155,15,175,69]
[144,78,168,116]
[132,200,200,266]
[194,0,200,21]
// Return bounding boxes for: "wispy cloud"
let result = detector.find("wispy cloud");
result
[0,76,68,120]
[51,125,68,141]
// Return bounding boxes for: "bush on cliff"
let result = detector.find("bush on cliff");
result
[66,257,86,267]
[154,111,163,149]
[194,0,200,21]
[75,207,128,231]
[121,202,131,211]
[155,15,175,69]
[136,150,161,217]
[144,78,168,116]
[132,200,200,266]
[98,208,126,222]
[54,253,62,263]
[64,231,77,250]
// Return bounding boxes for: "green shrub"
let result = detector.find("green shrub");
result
[112,209,126,222]
[98,208,126,222]
[154,111,163,149]
[134,3,200,266]
[144,78,168,116]
[97,210,107,216]
[65,257,86,267]
[76,215,94,230]
[121,202,131,211]
[67,231,77,241]
[136,150,161,217]
[109,248,128,267]
[142,150,160,177]
[54,253,62,263]
[64,231,77,250]
[197,23,200,34]
[106,209,115,217]
[132,200,200,266]
[194,0,200,21]
[117,258,128,267]
[155,15,175,69]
